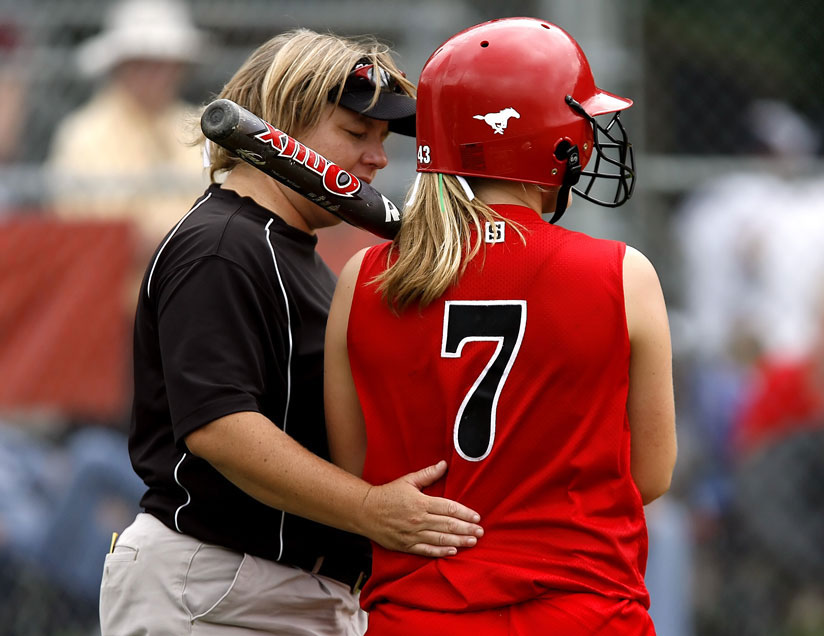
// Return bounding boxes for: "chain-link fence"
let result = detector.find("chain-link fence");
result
[0,1,821,634]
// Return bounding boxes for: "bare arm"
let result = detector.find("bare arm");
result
[623,245,677,504]
[324,249,369,476]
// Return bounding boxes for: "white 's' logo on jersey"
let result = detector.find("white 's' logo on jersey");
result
[485,221,505,243]
[473,107,521,134]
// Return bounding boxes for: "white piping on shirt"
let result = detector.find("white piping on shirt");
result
[151,193,211,533]
[173,452,192,532]
[146,192,212,299]
[264,218,293,561]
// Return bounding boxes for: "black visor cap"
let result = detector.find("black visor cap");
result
[336,89,416,137]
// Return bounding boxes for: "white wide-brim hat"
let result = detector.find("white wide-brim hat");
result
[76,0,206,78]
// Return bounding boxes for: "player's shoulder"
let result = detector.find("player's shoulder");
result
[622,245,663,298]
[544,225,626,267]
[351,241,393,274]
[339,247,373,288]
[623,245,658,278]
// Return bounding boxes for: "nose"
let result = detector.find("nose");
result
[363,139,389,171]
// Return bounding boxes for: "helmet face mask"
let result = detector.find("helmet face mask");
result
[566,96,636,209]
[414,17,635,218]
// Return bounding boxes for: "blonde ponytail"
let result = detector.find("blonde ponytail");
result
[373,174,524,311]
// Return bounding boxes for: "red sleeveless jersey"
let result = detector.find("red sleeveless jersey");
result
[347,204,648,613]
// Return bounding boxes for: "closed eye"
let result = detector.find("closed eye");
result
[346,129,367,140]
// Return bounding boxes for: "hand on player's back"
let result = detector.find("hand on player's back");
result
[359,460,484,557]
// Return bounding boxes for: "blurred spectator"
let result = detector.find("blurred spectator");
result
[675,171,776,366]
[748,98,820,160]
[36,426,146,603]
[754,177,824,360]
[673,99,824,635]
[675,99,821,365]
[673,98,821,497]
[722,330,824,634]
[46,0,209,300]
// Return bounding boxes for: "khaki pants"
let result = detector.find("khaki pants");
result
[99,513,367,635]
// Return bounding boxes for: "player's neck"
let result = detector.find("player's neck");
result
[472,180,542,215]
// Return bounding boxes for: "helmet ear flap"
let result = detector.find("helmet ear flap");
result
[547,140,581,225]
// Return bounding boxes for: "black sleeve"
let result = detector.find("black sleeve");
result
[155,255,287,445]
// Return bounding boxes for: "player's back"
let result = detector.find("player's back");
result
[348,204,649,613]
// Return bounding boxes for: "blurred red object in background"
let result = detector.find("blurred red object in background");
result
[0,217,134,421]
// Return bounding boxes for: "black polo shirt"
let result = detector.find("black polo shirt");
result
[129,183,370,577]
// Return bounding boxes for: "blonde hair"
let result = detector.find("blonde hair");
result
[203,28,414,181]
[373,174,525,311]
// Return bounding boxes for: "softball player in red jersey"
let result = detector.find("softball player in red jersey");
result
[325,17,676,635]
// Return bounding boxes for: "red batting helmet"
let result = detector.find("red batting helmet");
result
[415,17,635,220]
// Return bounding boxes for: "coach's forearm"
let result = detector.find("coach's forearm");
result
[185,410,484,556]
[185,410,373,535]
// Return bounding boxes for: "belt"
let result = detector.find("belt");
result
[299,555,367,594]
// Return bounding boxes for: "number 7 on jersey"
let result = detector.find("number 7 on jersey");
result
[441,300,527,461]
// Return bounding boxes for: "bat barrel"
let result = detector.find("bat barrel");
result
[201,99,241,142]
